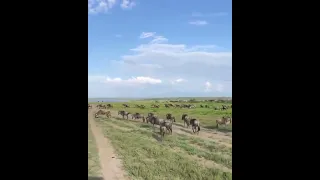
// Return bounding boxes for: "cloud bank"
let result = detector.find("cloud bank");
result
[89,32,232,97]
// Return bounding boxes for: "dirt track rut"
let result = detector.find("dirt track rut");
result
[88,108,128,180]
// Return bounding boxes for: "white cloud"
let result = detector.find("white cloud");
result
[176,78,186,83]
[88,0,117,14]
[88,76,162,85]
[189,20,208,26]
[88,32,232,97]
[105,76,162,84]
[191,12,228,17]
[204,81,224,92]
[171,78,187,84]
[120,0,136,9]
[139,32,156,39]
[150,36,168,44]
[88,0,135,14]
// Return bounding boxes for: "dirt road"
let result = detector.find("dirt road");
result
[88,108,128,180]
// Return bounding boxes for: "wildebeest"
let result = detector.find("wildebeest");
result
[107,104,113,108]
[151,104,160,108]
[118,110,131,119]
[159,125,166,138]
[122,104,130,108]
[96,104,106,109]
[221,105,227,110]
[189,119,200,134]
[145,112,155,123]
[135,104,145,109]
[95,110,111,118]
[166,113,176,122]
[181,114,190,127]
[88,104,92,109]
[132,113,145,122]
[216,117,232,128]
[163,119,173,134]
[148,116,173,134]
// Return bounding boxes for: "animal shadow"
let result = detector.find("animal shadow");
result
[152,132,163,142]
[140,124,151,129]
[179,128,193,134]
[88,177,103,180]
[204,126,232,133]
[173,123,184,128]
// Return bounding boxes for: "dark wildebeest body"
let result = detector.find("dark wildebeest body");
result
[221,105,227,110]
[146,112,155,123]
[118,110,130,119]
[166,113,176,122]
[181,114,190,127]
[88,104,92,109]
[149,116,173,134]
[132,113,145,122]
[189,119,200,134]
[159,125,166,138]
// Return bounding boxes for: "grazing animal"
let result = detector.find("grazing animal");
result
[118,110,131,119]
[146,113,155,123]
[96,104,106,109]
[105,111,111,118]
[216,117,232,128]
[148,116,164,127]
[189,119,200,134]
[95,110,104,118]
[159,125,166,138]
[95,110,111,118]
[166,113,176,122]
[132,113,145,122]
[149,116,173,134]
[88,104,92,109]
[181,114,190,127]
[163,119,173,134]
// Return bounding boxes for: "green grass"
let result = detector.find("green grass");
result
[88,126,101,177]
[91,100,232,131]
[95,117,232,180]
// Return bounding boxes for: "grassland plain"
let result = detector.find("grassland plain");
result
[92,100,232,131]
[94,114,232,180]
[88,125,102,177]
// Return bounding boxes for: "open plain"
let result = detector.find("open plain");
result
[88,99,232,180]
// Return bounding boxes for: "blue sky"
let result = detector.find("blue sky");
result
[88,0,232,98]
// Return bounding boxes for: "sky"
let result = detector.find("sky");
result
[88,0,232,98]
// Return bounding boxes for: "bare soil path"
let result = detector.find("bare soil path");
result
[88,108,128,180]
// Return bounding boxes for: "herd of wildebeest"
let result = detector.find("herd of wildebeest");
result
[88,102,232,138]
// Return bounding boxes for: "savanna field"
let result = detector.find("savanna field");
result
[88,99,232,180]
